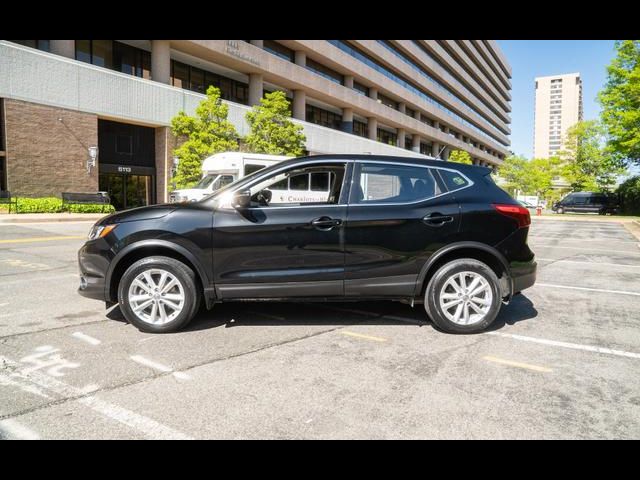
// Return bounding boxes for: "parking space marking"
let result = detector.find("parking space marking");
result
[0,354,193,440]
[536,282,640,297]
[71,332,101,346]
[0,418,41,439]
[0,273,78,287]
[533,245,640,255]
[340,331,387,342]
[0,236,84,244]
[130,355,190,380]
[530,237,638,244]
[485,332,640,360]
[536,258,640,268]
[482,355,552,373]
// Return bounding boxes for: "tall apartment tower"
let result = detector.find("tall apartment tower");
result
[533,72,583,158]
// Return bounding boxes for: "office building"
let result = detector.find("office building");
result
[0,40,511,209]
[533,72,583,159]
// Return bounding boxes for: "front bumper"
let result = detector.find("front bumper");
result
[511,259,537,294]
[77,243,109,301]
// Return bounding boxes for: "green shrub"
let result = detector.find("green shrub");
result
[15,197,115,214]
[617,176,640,215]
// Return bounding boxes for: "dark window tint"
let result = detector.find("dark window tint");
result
[311,172,329,191]
[439,169,470,191]
[219,175,235,188]
[244,164,267,176]
[353,163,440,204]
[289,173,309,191]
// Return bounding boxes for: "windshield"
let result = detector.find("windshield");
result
[194,174,219,189]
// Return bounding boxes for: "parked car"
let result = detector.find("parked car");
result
[518,200,538,212]
[552,191,619,215]
[78,155,537,334]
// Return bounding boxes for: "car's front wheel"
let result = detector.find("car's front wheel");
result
[424,258,502,334]
[556,207,564,214]
[118,256,201,333]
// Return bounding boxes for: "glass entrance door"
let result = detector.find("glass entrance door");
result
[99,173,154,210]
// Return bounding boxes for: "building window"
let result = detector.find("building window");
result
[405,106,415,118]
[171,61,190,90]
[170,61,248,104]
[377,128,397,146]
[10,40,50,52]
[306,58,344,85]
[75,40,114,69]
[353,120,368,138]
[353,81,369,96]
[113,41,151,79]
[420,142,433,156]
[263,40,294,62]
[405,136,413,150]
[377,93,398,110]
[305,104,342,130]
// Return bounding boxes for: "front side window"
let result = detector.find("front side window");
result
[351,163,442,204]
[241,162,347,207]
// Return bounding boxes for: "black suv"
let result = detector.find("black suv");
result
[78,155,536,334]
[552,191,619,215]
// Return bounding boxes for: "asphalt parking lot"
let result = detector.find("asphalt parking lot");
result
[1,217,639,439]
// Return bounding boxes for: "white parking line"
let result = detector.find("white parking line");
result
[0,273,78,287]
[536,258,640,268]
[71,332,101,346]
[0,355,192,440]
[130,355,190,380]
[533,245,640,255]
[530,237,638,244]
[536,282,640,297]
[486,332,640,360]
[0,418,41,439]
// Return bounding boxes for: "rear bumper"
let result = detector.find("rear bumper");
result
[511,259,537,294]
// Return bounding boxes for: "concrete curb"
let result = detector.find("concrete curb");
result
[0,213,106,224]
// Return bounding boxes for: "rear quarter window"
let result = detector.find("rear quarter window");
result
[439,169,470,191]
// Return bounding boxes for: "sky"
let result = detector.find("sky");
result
[496,40,617,159]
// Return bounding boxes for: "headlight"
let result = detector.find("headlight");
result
[87,224,116,240]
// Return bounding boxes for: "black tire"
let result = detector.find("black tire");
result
[117,256,201,333]
[424,258,502,334]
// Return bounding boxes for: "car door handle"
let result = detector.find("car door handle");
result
[311,216,342,230]
[422,214,454,226]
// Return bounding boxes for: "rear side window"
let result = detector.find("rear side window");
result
[351,163,441,204]
[439,169,470,191]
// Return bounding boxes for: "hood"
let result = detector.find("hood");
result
[97,204,178,225]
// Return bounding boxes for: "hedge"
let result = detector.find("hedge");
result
[12,197,115,214]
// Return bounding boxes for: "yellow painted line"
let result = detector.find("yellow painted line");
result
[340,330,388,343]
[483,355,552,373]
[0,235,84,244]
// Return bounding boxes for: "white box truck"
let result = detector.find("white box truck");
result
[169,152,292,203]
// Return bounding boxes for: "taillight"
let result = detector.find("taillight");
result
[492,204,531,228]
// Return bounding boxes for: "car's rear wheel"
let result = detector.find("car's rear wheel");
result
[118,256,200,333]
[424,258,502,334]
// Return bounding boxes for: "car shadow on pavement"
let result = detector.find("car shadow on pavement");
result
[486,294,538,331]
[106,296,536,333]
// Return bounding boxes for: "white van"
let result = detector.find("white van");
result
[169,152,292,203]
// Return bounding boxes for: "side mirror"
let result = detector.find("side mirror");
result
[232,189,251,209]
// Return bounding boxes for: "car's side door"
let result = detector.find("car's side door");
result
[211,160,351,299]
[343,161,463,298]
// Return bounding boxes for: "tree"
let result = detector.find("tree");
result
[448,150,473,165]
[497,154,562,202]
[598,40,640,165]
[244,90,306,156]
[496,154,528,195]
[171,86,239,188]
[559,120,626,192]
